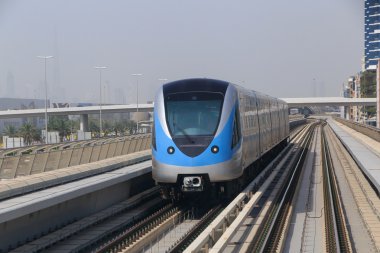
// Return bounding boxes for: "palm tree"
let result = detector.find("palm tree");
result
[3,125,17,137]
[48,116,70,141]
[19,122,37,145]
[89,120,100,137]
[114,121,125,136]
[103,121,113,137]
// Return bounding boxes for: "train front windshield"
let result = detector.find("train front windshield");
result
[165,92,224,137]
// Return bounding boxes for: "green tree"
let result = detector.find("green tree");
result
[360,70,377,117]
[68,120,79,135]
[123,120,136,135]
[19,122,38,145]
[48,116,70,141]
[103,121,113,137]
[3,125,17,137]
[114,121,125,136]
[89,120,100,137]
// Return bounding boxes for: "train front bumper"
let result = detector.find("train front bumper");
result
[152,155,243,183]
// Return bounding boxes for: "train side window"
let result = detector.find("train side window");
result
[152,121,157,150]
[231,106,241,148]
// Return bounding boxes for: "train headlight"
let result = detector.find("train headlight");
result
[167,146,175,154]
[211,145,219,154]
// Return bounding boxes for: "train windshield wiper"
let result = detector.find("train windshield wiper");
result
[173,124,194,143]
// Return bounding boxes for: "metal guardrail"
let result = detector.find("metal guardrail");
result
[0,134,151,179]
[334,117,380,142]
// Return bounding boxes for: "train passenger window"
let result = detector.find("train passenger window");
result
[152,121,156,150]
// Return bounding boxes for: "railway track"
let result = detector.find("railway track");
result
[90,201,223,253]
[184,122,314,252]
[10,123,309,253]
[324,123,380,251]
[245,122,317,252]
[10,187,165,253]
[321,123,352,252]
[80,125,311,253]
[24,119,379,253]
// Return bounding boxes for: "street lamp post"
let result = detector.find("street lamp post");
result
[94,66,107,137]
[37,55,53,144]
[131,74,143,112]
[132,74,142,134]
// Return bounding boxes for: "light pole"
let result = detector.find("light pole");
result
[131,73,143,112]
[132,73,142,134]
[37,55,53,144]
[94,66,107,137]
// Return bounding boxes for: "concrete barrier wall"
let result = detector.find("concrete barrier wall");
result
[0,157,19,179]
[0,134,151,179]
[90,145,101,162]
[106,142,117,159]
[334,117,380,142]
[16,155,34,176]
[31,153,48,174]
[45,151,61,171]
[58,149,72,169]
[80,146,93,164]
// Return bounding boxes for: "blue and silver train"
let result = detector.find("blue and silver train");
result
[152,78,289,198]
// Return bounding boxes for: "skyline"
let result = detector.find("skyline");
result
[0,0,364,104]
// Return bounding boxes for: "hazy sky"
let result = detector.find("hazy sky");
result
[0,0,363,104]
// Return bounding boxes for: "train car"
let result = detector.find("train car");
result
[152,78,289,198]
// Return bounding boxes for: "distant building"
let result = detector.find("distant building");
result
[0,98,46,133]
[341,73,365,122]
[364,0,380,70]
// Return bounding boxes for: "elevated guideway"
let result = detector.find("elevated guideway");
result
[327,117,380,194]
[0,150,154,252]
[282,97,376,107]
[0,97,374,131]
[0,103,153,119]
[0,97,375,120]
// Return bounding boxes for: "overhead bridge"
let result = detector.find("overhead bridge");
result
[281,97,376,107]
[0,103,154,120]
[0,98,376,119]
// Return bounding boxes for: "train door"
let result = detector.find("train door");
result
[252,93,260,159]
[275,100,280,144]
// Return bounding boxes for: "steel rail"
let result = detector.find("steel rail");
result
[321,123,352,253]
[94,203,177,252]
[253,122,317,253]
[168,205,223,253]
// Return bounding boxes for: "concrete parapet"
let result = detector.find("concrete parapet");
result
[80,146,93,164]
[106,142,117,158]
[69,148,83,166]
[0,134,152,179]
[58,149,72,169]
[334,117,380,142]
[90,145,101,162]
[45,151,61,171]
[0,153,153,252]
[0,150,151,201]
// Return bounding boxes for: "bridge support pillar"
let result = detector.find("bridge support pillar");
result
[377,60,380,128]
[80,114,89,132]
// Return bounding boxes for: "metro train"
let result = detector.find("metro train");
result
[152,78,289,199]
